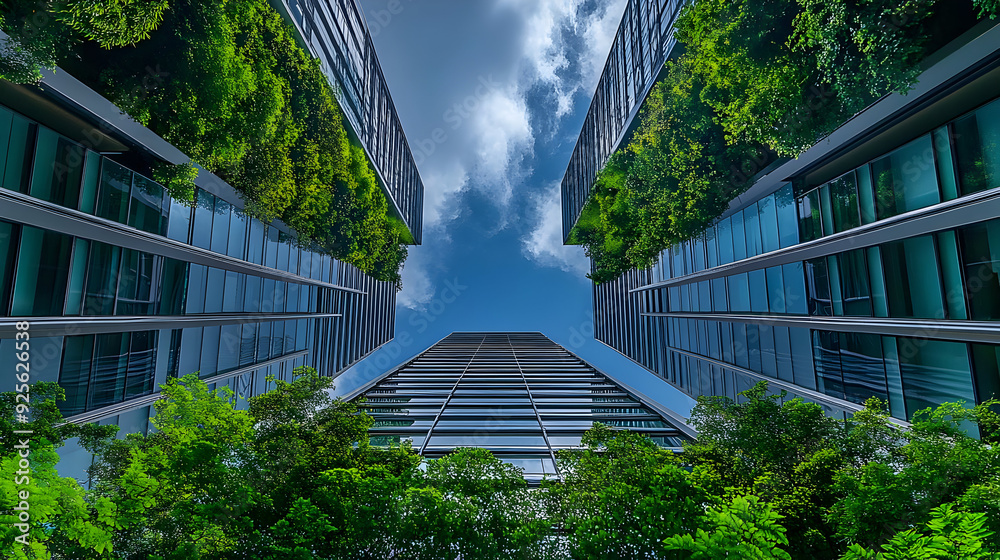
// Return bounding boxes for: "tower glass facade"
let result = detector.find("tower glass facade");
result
[276,0,424,243]
[0,0,420,479]
[563,8,1000,425]
[351,332,692,482]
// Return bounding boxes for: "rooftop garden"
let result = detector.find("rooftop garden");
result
[571,0,999,284]
[0,0,408,284]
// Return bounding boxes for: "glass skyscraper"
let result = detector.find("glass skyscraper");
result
[562,7,1000,425]
[0,0,422,478]
[275,0,424,243]
[348,332,693,482]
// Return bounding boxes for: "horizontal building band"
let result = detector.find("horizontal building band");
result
[0,312,339,337]
[642,312,1000,345]
[632,185,1000,292]
[660,345,912,427]
[60,349,309,425]
[0,188,364,294]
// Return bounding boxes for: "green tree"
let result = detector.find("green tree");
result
[61,0,169,48]
[1,383,116,559]
[551,423,709,559]
[841,503,1000,560]
[663,495,793,560]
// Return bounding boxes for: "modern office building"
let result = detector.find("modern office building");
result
[274,0,424,244]
[0,0,422,478]
[561,0,688,242]
[562,6,1000,425]
[347,332,693,482]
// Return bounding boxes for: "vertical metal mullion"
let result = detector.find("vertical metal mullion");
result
[507,334,560,478]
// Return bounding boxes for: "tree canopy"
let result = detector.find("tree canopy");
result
[4,375,999,559]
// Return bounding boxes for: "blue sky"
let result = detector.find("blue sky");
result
[331,0,696,417]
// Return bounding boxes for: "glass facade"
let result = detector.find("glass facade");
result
[0,91,401,478]
[568,7,1000,428]
[561,0,689,241]
[355,332,690,482]
[278,0,424,243]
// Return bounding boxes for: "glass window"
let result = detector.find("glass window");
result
[717,217,734,264]
[83,241,121,316]
[3,113,36,193]
[728,273,751,313]
[706,227,719,268]
[783,262,808,315]
[79,152,101,214]
[867,247,889,317]
[829,172,861,233]
[125,331,156,399]
[953,98,1000,196]
[758,195,780,253]
[856,165,877,225]
[838,249,872,317]
[933,126,959,201]
[775,184,799,248]
[732,323,749,369]
[117,250,158,316]
[90,333,130,409]
[711,277,727,312]
[765,266,785,313]
[970,343,1000,407]
[882,337,907,419]
[840,333,888,404]
[744,204,762,257]
[30,128,83,208]
[798,189,823,242]
[872,135,940,220]
[790,327,816,390]
[211,199,231,253]
[11,226,72,316]
[128,174,167,235]
[813,330,845,400]
[58,335,94,416]
[228,208,247,259]
[959,219,1000,320]
[166,195,192,243]
[248,219,265,265]
[759,325,776,378]
[96,160,132,224]
[185,264,207,314]
[805,257,833,316]
[192,189,215,249]
[223,271,241,313]
[692,236,706,272]
[775,326,793,382]
[732,211,747,261]
[820,184,836,236]
[160,258,188,315]
[881,235,945,319]
[0,221,17,314]
[937,230,967,320]
[898,338,974,418]
[204,267,225,313]
[749,269,768,313]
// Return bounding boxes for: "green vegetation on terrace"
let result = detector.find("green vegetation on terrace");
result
[0,0,408,283]
[572,0,1000,284]
[4,375,999,559]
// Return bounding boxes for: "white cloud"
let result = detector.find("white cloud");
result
[470,88,534,210]
[522,182,590,275]
[421,160,469,234]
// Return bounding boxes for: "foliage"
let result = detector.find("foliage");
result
[152,160,198,204]
[841,504,1000,560]
[575,0,981,283]
[0,383,117,559]
[61,0,170,48]
[0,1,76,83]
[548,423,709,559]
[663,496,793,559]
[974,0,1000,17]
[7,375,1000,558]
[0,0,409,283]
